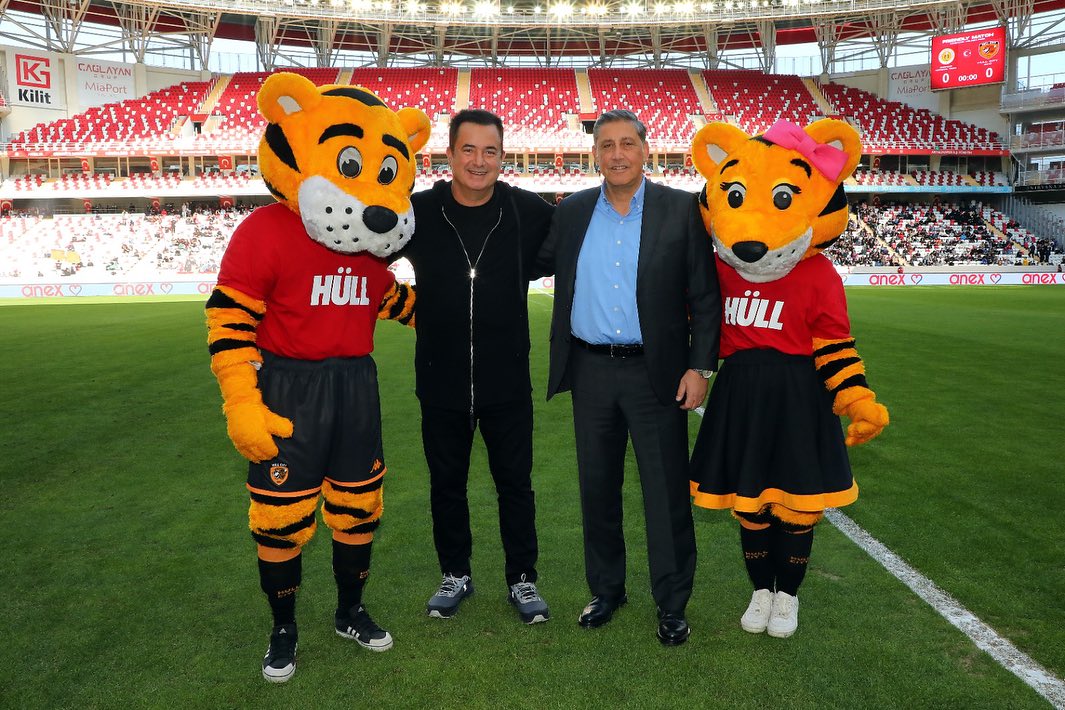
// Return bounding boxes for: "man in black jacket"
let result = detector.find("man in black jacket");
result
[396,109,555,624]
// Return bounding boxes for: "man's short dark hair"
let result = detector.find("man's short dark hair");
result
[449,109,504,149]
[592,109,648,144]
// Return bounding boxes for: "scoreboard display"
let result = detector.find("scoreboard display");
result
[930,26,1007,91]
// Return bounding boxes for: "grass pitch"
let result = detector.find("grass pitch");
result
[1,287,1062,708]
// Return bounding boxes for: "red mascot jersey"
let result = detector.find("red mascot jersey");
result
[716,252,850,358]
[217,202,396,361]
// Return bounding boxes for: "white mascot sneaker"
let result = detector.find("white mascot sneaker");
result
[766,591,799,638]
[740,588,774,634]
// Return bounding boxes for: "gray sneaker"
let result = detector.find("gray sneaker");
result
[427,574,474,618]
[508,580,550,624]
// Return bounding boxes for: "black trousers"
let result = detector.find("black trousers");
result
[420,399,538,586]
[569,346,696,613]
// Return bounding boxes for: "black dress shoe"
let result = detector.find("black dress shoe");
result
[657,610,690,646]
[578,594,627,628]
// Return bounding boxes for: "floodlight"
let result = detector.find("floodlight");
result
[549,1,574,17]
[623,1,642,15]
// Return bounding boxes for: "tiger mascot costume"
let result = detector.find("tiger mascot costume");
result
[687,119,889,638]
[206,72,428,682]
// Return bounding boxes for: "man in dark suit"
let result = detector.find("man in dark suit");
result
[537,110,720,646]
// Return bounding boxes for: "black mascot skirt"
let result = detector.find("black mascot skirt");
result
[689,348,857,513]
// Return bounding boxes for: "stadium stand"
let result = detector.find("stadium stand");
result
[853,201,1063,266]
[467,68,586,150]
[817,81,1003,152]
[205,68,340,146]
[970,171,1010,186]
[8,194,1060,283]
[587,69,703,147]
[702,70,823,136]
[850,168,912,186]
[825,216,899,267]
[910,170,968,187]
[8,82,209,150]
[0,209,250,280]
[349,67,457,120]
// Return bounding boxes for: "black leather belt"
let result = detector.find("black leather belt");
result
[573,337,644,358]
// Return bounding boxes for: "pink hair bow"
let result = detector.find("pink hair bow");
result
[762,120,848,182]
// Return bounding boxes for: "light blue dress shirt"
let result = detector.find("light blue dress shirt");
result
[571,179,645,345]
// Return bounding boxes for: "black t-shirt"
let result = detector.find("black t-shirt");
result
[441,187,503,268]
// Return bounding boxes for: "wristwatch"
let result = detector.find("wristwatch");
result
[693,369,714,379]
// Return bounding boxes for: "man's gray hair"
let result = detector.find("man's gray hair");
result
[592,110,648,144]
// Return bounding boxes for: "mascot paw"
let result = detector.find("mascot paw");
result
[224,402,294,462]
[844,399,889,447]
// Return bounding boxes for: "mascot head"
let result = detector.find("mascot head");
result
[257,72,431,258]
[691,118,861,282]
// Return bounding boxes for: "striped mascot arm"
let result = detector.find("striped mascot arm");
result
[206,285,293,462]
[812,337,889,447]
[377,281,416,328]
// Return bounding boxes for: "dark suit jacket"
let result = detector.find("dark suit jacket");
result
[537,180,721,405]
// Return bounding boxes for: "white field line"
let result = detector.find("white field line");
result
[679,384,1065,708]
[530,290,1064,709]
[824,508,1065,708]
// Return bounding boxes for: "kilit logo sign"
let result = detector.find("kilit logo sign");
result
[15,54,51,88]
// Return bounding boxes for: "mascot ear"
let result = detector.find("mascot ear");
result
[804,118,862,180]
[691,122,750,181]
[257,72,323,124]
[398,107,432,154]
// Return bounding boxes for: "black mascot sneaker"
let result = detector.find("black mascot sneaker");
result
[335,604,394,651]
[262,623,298,683]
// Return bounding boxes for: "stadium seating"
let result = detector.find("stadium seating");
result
[910,170,967,187]
[702,70,822,135]
[0,210,249,280]
[825,217,898,267]
[817,82,1003,152]
[467,68,586,151]
[850,169,911,186]
[851,200,1063,266]
[51,173,114,191]
[8,82,209,150]
[350,67,457,120]
[120,173,184,191]
[969,171,1009,186]
[207,68,341,145]
[587,69,703,148]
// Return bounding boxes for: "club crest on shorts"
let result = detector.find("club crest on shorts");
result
[269,463,290,486]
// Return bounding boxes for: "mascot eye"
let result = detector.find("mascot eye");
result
[378,156,398,185]
[337,147,363,178]
[772,185,796,210]
[725,183,746,209]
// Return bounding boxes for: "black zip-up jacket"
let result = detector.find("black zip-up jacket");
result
[397,180,554,412]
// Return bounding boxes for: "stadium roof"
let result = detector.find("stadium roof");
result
[6,0,1065,67]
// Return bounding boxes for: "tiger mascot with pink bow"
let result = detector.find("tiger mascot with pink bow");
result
[688,119,889,639]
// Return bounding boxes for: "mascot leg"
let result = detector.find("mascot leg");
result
[734,506,822,637]
[323,478,393,651]
[249,492,319,623]
[249,490,319,683]
[765,503,822,639]
[735,510,774,634]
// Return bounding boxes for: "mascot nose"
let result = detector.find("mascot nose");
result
[362,206,399,234]
[732,241,768,263]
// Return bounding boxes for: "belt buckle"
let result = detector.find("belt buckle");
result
[609,343,625,358]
